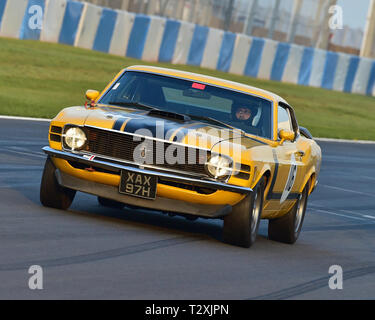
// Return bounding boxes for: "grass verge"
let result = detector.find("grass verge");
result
[0,37,374,140]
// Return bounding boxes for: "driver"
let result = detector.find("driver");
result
[232,104,256,124]
[231,103,262,135]
[234,106,252,121]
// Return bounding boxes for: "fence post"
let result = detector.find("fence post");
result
[243,0,257,36]
[268,0,281,39]
[121,0,130,11]
[287,0,303,43]
[360,0,375,58]
[311,0,325,46]
[316,0,337,50]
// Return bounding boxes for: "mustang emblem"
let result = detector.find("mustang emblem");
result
[139,143,151,159]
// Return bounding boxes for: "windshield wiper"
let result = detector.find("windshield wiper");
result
[108,101,191,122]
[108,101,159,111]
[186,114,244,133]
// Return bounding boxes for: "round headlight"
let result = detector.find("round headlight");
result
[205,155,232,179]
[64,127,87,150]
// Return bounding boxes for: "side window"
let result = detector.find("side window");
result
[278,106,293,132]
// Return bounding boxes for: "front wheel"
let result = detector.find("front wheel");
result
[223,177,265,248]
[268,182,310,244]
[40,157,76,210]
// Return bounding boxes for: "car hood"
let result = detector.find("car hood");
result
[84,105,265,159]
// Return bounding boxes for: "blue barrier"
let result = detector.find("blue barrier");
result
[19,0,45,40]
[187,25,209,66]
[271,43,291,81]
[244,38,265,78]
[298,47,314,86]
[344,56,360,93]
[366,62,375,95]
[58,1,84,45]
[159,19,180,63]
[126,14,150,59]
[321,51,339,90]
[0,0,7,30]
[93,8,117,53]
[217,32,236,72]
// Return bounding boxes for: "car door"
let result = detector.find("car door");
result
[273,104,306,212]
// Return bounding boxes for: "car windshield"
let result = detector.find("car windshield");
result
[99,71,273,139]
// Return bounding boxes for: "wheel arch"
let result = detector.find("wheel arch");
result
[299,167,317,195]
[252,167,272,200]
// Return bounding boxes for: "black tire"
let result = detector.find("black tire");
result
[40,157,76,210]
[223,177,265,248]
[268,182,310,244]
[97,197,125,209]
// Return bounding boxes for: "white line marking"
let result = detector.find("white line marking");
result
[360,176,375,181]
[313,209,368,221]
[0,183,40,189]
[320,184,374,197]
[0,115,51,122]
[340,209,375,220]
[311,203,375,220]
[8,147,45,156]
[2,149,46,159]
[315,138,375,144]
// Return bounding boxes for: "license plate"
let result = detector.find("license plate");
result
[119,170,157,200]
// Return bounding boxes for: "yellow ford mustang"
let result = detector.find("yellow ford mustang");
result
[40,66,321,248]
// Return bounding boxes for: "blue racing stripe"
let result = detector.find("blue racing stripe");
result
[93,8,117,53]
[187,25,209,66]
[0,0,7,30]
[267,150,279,200]
[19,0,45,40]
[344,56,360,93]
[217,32,236,72]
[158,19,180,62]
[298,47,314,86]
[126,14,151,59]
[58,0,84,45]
[321,51,339,90]
[366,61,375,96]
[113,117,126,131]
[270,42,291,81]
[244,37,265,77]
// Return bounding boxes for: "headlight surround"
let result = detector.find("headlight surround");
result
[205,154,233,180]
[63,126,87,151]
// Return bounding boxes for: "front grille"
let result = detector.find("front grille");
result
[51,126,62,134]
[50,134,61,142]
[159,179,216,194]
[83,126,209,177]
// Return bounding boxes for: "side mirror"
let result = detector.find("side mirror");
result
[279,129,295,144]
[85,90,100,101]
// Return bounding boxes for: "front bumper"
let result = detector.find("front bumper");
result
[43,147,252,218]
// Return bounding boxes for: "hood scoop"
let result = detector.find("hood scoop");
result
[148,109,191,122]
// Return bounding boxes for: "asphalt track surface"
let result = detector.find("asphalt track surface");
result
[0,118,374,300]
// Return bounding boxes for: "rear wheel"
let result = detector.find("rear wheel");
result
[268,182,310,244]
[223,177,265,248]
[97,197,125,209]
[40,157,76,210]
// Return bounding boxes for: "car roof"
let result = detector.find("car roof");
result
[125,65,288,105]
